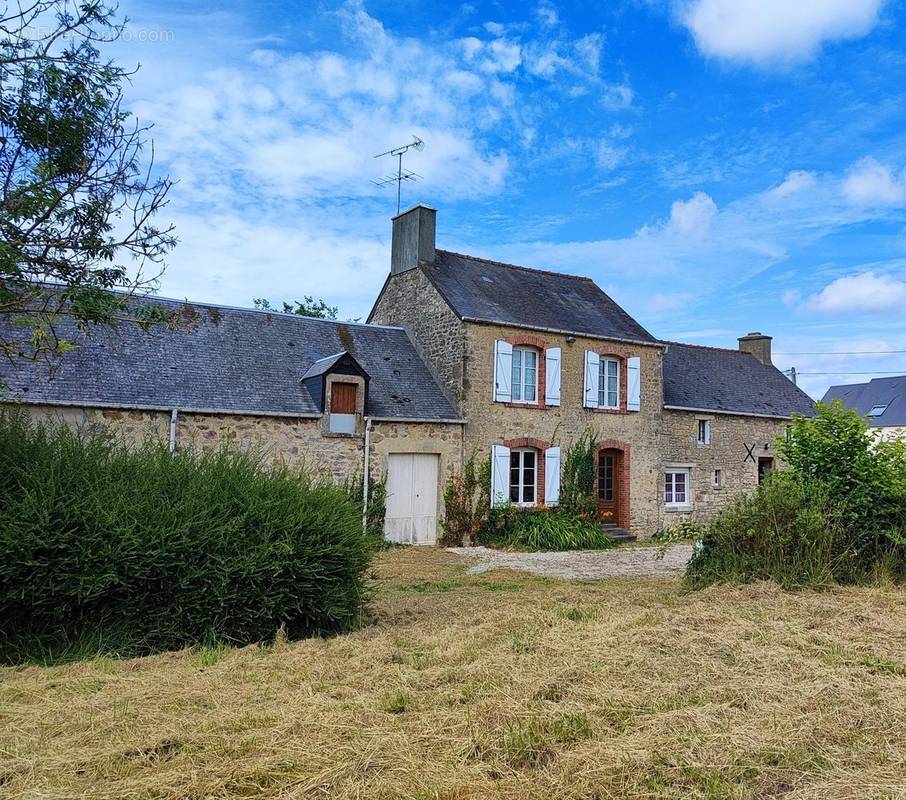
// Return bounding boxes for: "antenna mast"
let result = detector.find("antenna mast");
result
[373,136,425,214]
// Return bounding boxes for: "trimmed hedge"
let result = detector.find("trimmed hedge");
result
[0,409,374,661]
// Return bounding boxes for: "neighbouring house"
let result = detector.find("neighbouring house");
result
[822,376,906,442]
[2,204,815,542]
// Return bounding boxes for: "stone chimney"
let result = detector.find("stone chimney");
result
[738,332,772,365]
[391,205,436,275]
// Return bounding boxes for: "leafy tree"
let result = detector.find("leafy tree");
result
[253,296,340,320]
[1,1,175,381]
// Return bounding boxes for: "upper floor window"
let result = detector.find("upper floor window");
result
[697,419,711,445]
[511,346,538,404]
[598,358,619,409]
[509,447,537,505]
[329,382,357,433]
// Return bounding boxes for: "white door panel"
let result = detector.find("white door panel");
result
[384,453,439,545]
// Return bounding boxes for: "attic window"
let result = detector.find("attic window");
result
[867,404,888,417]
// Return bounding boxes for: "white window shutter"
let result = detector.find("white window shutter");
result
[491,444,511,508]
[493,340,513,403]
[544,347,561,406]
[583,351,600,408]
[544,447,561,505]
[627,356,641,412]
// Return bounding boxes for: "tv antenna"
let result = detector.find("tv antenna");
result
[373,136,425,215]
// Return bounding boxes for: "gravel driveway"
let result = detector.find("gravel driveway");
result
[447,544,694,580]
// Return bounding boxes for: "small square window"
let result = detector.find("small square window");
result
[697,419,711,445]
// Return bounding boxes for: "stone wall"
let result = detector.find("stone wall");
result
[459,321,667,533]
[368,269,467,407]
[15,403,463,503]
[658,409,789,528]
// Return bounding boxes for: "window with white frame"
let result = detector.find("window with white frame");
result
[664,468,690,507]
[598,358,619,408]
[511,347,538,403]
[697,419,711,445]
[509,448,537,505]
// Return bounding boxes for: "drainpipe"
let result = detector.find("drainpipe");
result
[362,416,373,534]
[169,408,179,453]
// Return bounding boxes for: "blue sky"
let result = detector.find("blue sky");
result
[114,0,906,398]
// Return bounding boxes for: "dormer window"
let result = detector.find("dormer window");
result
[511,347,538,403]
[329,382,357,433]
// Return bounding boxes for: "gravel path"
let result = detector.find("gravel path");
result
[447,544,694,580]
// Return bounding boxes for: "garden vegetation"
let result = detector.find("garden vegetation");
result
[687,401,906,589]
[0,409,374,663]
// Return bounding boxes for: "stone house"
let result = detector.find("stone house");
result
[369,205,815,536]
[3,204,815,542]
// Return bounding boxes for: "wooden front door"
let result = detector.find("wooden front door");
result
[596,449,619,523]
[330,382,357,413]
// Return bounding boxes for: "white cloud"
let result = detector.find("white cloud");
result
[679,0,886,67]
[781,288,801,306]
[665,192,718,238]
[805,271,906,313]
[841,157,906,205]
[766,170,816,200]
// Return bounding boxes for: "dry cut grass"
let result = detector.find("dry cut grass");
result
[1,547,905,799]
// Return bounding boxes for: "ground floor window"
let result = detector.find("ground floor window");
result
[509,448,537,505]
[597,452,615,500]
[664,468,690,507]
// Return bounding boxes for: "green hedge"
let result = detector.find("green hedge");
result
[0,409,374,662]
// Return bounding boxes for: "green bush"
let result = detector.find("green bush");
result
[559,430,598,518]
[477,506,615,551]
[441,453,490,547]
[687,402,905,589]
[0,409,374,663]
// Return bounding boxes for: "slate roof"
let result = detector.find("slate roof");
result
[822,376,906,427]
[300,351,352,381]
[417,250,658,345]
[662,342,816,418]
[1,295,460,421]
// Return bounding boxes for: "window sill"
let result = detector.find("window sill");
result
[664,504,692,512]
[588,407,627,415]
[504,401,548,410]
[323,430,363,439]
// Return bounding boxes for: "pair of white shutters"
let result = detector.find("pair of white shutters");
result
[584,351,641,412]
[491,444,560,508]
[494,340,641,411]
[493,341,561,406]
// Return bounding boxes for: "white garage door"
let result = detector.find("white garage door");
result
[384,453,439,545]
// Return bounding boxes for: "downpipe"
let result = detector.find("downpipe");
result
[362,416,373,535]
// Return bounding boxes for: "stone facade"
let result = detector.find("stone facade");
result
[658,410,789,528]
[17,404,463,524]
[371,271,803,537]
[370,268,467,406]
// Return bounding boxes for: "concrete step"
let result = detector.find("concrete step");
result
[604,526,637,543]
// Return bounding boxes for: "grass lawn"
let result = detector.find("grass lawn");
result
[1,547,904,799]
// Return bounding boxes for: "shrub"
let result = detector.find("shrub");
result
[559,430,598,518]
[0,408,374,663]
[686,473,844,589]
[687,402,905,589]
[441,453,490,547]
[476,506,615,551]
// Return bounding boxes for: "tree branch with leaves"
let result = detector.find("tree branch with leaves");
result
[1,0,176,382]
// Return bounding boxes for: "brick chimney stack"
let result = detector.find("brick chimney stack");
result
[738,332,772,365]
[390,205,436,276]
